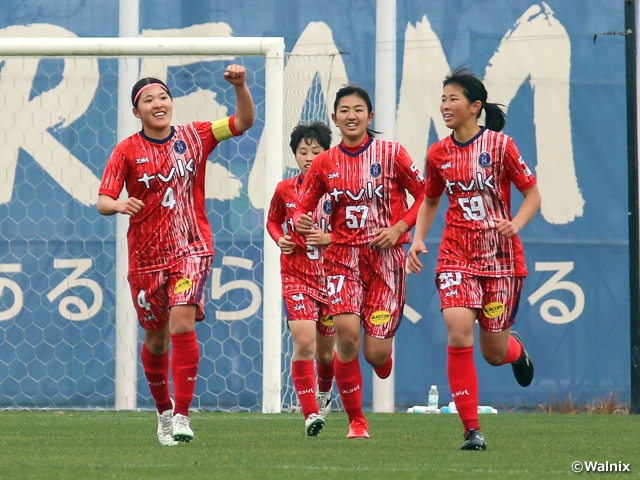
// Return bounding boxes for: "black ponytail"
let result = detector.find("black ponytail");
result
[443,67,506,132]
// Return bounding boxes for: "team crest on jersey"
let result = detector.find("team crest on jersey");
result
[323,199,333,215]
[478,152,491,168]
[174,140,187,154]
[370,162,382,178]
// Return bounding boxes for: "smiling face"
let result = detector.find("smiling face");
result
[331,93,374,146]
[295,138,325,175]
[132,85,173,139]
[440,83,482,133]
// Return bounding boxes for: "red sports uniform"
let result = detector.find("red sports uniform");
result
[295,137,425,337]
[99,117,240,326]
[425,128,536,277]
[267,174,335,335]
[425,128,536,330]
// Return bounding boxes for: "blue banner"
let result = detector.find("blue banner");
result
[0,1,628,409]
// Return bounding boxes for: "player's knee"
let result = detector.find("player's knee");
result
[363,349,388,367]
[481,349,505,366]
[315,348,334,365]
[293,338,316,359]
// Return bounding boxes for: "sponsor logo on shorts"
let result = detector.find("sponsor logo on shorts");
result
[174,278,193,294]
[292,293,305,301]
[294,304,305,311]
[444,289,458,298]
[331,297,342,305]
[143,314,156,322]
[483,301,505,318]
[320,315,333,326]
[370,310,391,325]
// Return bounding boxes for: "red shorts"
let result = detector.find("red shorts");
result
[128,255,212,331]
[435,272,524,332]
[283,292,335,336]
[324,244,406,339]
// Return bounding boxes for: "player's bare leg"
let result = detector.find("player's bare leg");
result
[363,336,393,380]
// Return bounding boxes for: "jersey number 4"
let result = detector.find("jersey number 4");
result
[162,187,176,209]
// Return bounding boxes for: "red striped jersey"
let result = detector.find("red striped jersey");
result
[295,137,425,246]
[425,128,536,276]
[267,174,332,301]
[99,117,238,273]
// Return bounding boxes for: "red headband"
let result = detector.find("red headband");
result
[133,83,170,106]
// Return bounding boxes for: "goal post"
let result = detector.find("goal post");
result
[0,36,284,412]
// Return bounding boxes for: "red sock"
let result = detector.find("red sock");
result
[373,346,393,380]
[170,331,199,417]
[447,346,479,433]
[499,335,524,365]
[141,343,172,414]
[292,360,317,418]
[334,356,364,422]
[316,355,334,393]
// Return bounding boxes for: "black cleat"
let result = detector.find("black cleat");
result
[461,429,486,450]
[510,331,534,387]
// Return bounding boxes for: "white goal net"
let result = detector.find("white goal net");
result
[0,36,346,413]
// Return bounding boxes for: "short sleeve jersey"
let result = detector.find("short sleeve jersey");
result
[425,127,536,276]
[99,118,238,273]
[267,174,332,301]
[295,138,425,246]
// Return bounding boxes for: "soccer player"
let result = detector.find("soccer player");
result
[407,67,541,451]
[294,85,426,439]
[266,122,336,436]
[97,64,254,446]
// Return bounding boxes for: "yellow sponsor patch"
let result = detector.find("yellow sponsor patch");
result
[320,316,334,327]
[483,302,505,318]
[370,310,391,325]
[174,278,193,294]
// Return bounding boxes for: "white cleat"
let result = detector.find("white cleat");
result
[171,413,194,443]
[157,400,178,446]
[316,390,332,419]
[304,413,325,436]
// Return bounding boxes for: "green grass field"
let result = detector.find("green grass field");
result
[1,410,639,479]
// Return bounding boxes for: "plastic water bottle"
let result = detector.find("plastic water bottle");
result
[478,405,498,414]
[428,385,439,408]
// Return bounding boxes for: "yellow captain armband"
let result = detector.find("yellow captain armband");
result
[211,117,234,141]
